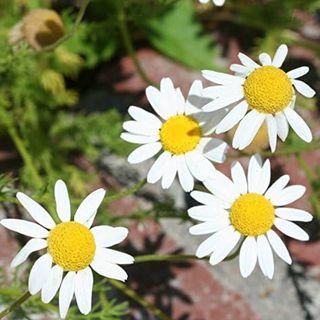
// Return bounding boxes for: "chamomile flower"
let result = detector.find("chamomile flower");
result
[201,44,316,152]
[121,78,228,192]
[198,0,225,6]
[0,180,134,319]
[188,155,312,279]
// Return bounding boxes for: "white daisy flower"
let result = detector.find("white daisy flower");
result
[188,155,312,279]
[201,44,316,152]
[0,180,134,319]
[198,0,225,6]
[121,78,228,192]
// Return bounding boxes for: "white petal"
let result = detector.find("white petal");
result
[145,86,170,120]
[267,230,292,264]
[16,192,55,229]
[287,66,309,79]
[160,78,179,117]
[284,108,312,142]
[91,226,128,248]
[266,116,277,153]
[293,80,315,98]
[215,100,248,134]
[270,185,306,206]
[259,53,272,66]
[202,88,244,112]
[202,138,228,163]
[128,106,162,128]
[274,218,309,241]
[54,180,71,223]
[188,205,228,222]
[256,159,271,195]
[189,218,230,235]
[265,175,290,200]
[185,152,215,182]
[175,88,186,114]
[95,247,134,265]
[177,156,194,192]
[238,52,260,69]
[75,267,93,315]
[231,161,247,195]
[275,113,289,142]
[91,259,128,282]
[276,208,313,222]
[232,111,265,150]
[185,80,207,114]
[202,70,245,85]
[11,238,47,268]
[74,188,106,225]
[199,107,231,135]
[1,219,49,238]
[123,120,158,136]
[257,235,274,279]
[196,226,233,258]
[59,271,76,319]
[120,133,159,144]
[28,254,52,295]
[213,0,225,5]
[83,214,95,229]
[239,236,257,278]
[209,230,241,265]
[272,44,288,68]
[41,265,63,303]
[190,191,223,207]
[128,142,162,164]
[161,156,178,189]
[247,155,263,193]
[147,151,172,184]
[202,85,235,99]
[204,170,240,204]
[230,64,250,75]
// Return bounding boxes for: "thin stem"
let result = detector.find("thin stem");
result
[40,0,91,52]
[105,178,147,203]
[296,153,320,215]
[135,254,198,263]
[0,250,239,319]
[0,110,43,189]
[117,2,157,87]
[109,279,174,320]
[135,249,239,263]
[0,291,31,319]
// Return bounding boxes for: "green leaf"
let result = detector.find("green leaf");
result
[144,0,221,70]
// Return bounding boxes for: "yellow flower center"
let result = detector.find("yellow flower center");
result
[160,115,201,155]
[243,66,293,114]
[230,193,275,236]
[47,222,96,271]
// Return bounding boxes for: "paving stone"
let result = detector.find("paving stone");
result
[124,219,258,320]
[161,218,311,320]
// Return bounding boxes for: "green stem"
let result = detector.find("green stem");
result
[117,2,157,87]
[105,178,147,203]
[0,110,43,189]
[109,279,174,320]
[296,153,320,215]
[0,291,31,319]
[135,249,239,263]
[0,250,239,319]
[40,0,91,52]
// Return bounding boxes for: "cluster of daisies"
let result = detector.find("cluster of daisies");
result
[0,44,315,318]
[121,44,314,277]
